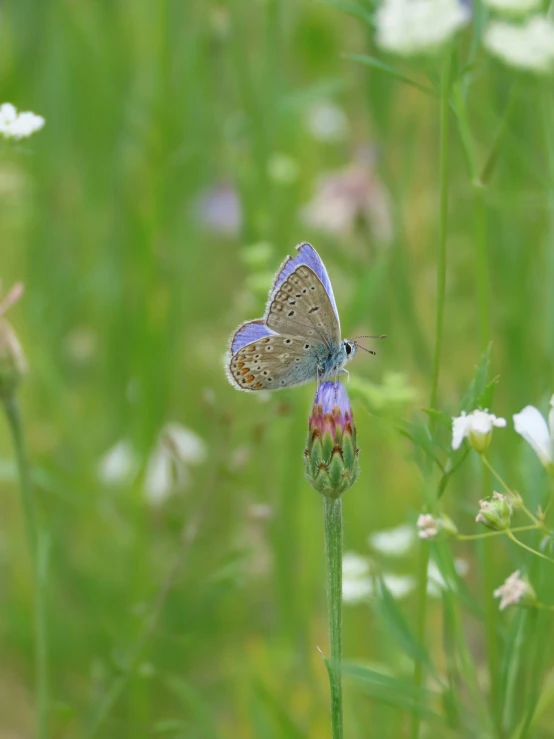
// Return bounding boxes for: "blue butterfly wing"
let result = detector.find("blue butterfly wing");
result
[229,319,277,354]
[269,242,340,334]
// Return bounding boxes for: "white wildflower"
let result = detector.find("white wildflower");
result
[493,570,536,611]
[343,551,371,579]
[452,409,507,452]
[98,439,139,486]
[513,395,554,473]
[483,0,541,14]
[380,574,416,599]
[368,524,416,556]
[144,423,207,505]
[0,103,45,140]
[342,552,372,604]
[343,576,373,603]
[484,16,554,74]
[343,552,416,604]
[427,558,468,597]
[305,102,349,142]
[376,0,470,56]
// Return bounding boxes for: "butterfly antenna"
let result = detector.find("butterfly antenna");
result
[352,334,387,340]
[355,344,376,356]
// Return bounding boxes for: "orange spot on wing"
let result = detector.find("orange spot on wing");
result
[245,374,255,383]
[237,361,245,369]
[246,345,256,353]
[240,367,250,375]
[254,382,263,389]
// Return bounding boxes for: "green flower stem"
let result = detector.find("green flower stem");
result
[323,497,343,739]
[451,83,491,348]
[480,458,500,738]
[457,525,538,541]
[412,49,453,739]
[478,81,520,186]
[429,50,453,416]
[2,396,49,739]
[506,531,554,564]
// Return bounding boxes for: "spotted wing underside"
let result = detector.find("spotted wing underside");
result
[226,333,321,391]
[266,265,340,346]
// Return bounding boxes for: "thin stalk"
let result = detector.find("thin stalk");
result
[479,81,520,186]
[412,50,453,739]
[481,457,501,737]
[2,395,49,739]
[429,51,453,414]
[507,532,554,564]
[324,497,343,739]
[451,80,491,347]
[457,525,538,541]
[410,539,430,739]
[474,189,491,350]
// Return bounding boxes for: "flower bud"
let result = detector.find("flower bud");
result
[0,318,26,400]
[476,491,512,531]
[304,381,359,498]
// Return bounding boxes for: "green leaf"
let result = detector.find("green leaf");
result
[166,677,219,739]
[373,576,440,680]
[253,679,308,739]
[400,419,446,472]
[344,54,438,97]
[343,662,448,725]
[458,343,495,412]
[318,0,374,25]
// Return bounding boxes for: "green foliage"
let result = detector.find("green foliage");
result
[1,0,554,738]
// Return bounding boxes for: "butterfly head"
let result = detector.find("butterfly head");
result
[343,339,357,362]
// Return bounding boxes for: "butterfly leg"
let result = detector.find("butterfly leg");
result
[340,368,350,383]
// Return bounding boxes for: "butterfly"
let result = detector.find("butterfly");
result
[226,242,384,392]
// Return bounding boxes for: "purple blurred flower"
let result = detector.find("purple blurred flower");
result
[196,182,242,237]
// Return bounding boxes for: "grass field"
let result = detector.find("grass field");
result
[1,1,554,737]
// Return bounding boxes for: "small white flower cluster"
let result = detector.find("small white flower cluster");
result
[416,513,457,540]
[375,0,470,56]
[98,422,207,505]
[373,0,554,74]
[452,396,554,474]
[0,103,45,141]
[484,16,554,74]
[475,492,512,530]
[417,514,438,540]
[493,570,536,610]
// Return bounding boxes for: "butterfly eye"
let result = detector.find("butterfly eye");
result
[345,343,352,356]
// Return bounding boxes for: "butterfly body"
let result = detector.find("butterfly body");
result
[226,243,359,392]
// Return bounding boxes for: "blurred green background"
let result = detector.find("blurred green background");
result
[1,1,554,737]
